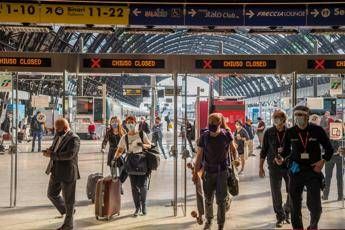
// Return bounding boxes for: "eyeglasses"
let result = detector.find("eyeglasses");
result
[294,113,305,117]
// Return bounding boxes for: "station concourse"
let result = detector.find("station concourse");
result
[0,0,345,229]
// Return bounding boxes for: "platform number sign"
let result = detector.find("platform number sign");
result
[330,78,343,96]
[0,74,12,92]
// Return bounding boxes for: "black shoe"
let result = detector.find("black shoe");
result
[218,224,224,230]
[276,220,283,228]
[322,195,328,200]
[57,224,73,230]
[285,212,290,224]
[306,226,318,230]
[204,220,212,230]
[337,196,344,201]
[133,208,140,217]
[141,204,147,215]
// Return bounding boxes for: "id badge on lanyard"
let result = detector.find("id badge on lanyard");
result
[298,132,309,160]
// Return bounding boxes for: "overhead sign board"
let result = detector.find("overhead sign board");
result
[245,5,306,26]
[0,2,128,25]
[195,60,276,69]
[185,5,243,26]
[0,74,12,92]
[0,57,51,67]
[40,4,128,25]
[307,4,345,26]
[330,78,343,96]
[83,58,165,69]
[329,122,343,140]
[123,88,142,96]
[129,5,184,25]
[307,59,345,70]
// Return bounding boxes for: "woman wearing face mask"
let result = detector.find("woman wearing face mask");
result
[101,116,126,171]
[115,116,151,217]
[234,120,249,174]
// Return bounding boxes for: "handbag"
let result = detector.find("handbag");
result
[144,145,160,171]
[227,152,239,196]
[124,134,148,175]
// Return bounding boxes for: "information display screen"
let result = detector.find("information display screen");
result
[0,57,51,67]
[308,59,345,69]
[195,59,276,69]
[83,58,165,69]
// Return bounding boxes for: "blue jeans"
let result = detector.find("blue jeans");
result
[32,131,42,152]
[152,136,166,157]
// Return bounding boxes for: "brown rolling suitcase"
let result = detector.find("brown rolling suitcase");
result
[95,166,121,220]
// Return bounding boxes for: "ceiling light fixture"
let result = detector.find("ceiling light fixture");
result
[310,28,345,35]
[186,28,236,35]
[123,28,175,35]
[248,28,299,35]
[63,26,115,34]
[0,25,51,33]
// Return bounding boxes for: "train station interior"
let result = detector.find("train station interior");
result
[0,0,345,229]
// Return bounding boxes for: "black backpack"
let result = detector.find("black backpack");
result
[1,117,10,133]
[31,117,40,131]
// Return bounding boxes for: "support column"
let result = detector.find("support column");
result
[291,72,297,122]
[14,73,18,207]
[313,39,319,97]
[62,70,68,118]
[150,76,156,128]
[173,72,178,217]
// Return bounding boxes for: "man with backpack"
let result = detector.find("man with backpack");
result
[31,111,44,152]
[193,113,237,230]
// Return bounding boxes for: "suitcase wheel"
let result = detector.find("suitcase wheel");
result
[96,216,99,220]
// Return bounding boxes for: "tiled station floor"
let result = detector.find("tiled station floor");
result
[0,137,344,229]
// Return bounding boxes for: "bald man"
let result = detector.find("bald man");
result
[44,118,80,230]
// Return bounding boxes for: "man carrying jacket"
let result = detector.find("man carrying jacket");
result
[281,105,333,230]
[44,118,80,230]
[259,109,290,228]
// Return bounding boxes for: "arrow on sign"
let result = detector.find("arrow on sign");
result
[246,10,255,19]
[188,9,197,17]
[310,9,319,18]
[46,7,53,14]
[133,8,142,16]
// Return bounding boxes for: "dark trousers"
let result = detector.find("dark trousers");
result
[129,175,148,210]
[186,134,195,153]
[152,136,166,157]
[324,155,343,200]
[32,131,42,152]
[269,166,290,221]
[289,170,322,229]
[202,170,228,226]
[47,176,76,229]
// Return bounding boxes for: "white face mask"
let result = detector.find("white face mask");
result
[295,116,307,128]
[274,118,284,126]
[126,123,136,131]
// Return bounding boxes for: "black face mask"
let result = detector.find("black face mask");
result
[57,130,66,136]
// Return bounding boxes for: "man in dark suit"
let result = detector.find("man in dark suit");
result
[44,118,80,230]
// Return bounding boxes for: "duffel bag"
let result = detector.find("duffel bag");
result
[125,153,148,175]
[144,145,160,171]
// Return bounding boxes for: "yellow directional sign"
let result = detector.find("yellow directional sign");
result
[123,88,142,96]
[0,2,128,25]
[40,4,128,25]
[0,2,40,23]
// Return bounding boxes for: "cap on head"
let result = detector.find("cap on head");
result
[293,105,310,116]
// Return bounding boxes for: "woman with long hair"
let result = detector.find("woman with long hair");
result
[234,120,249,174]
[115,116,151,217]
[101,116,126,170]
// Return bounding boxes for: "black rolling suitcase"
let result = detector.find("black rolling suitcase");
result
[86,173,103,203]
[86,148,107,203]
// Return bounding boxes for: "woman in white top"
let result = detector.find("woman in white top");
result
[115,115,151,217]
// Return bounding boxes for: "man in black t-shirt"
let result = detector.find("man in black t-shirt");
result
[281,106,333,230]
[193,113,237,230]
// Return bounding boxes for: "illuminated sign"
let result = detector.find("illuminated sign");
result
[123,88,142,96]
[164,88,182,96]
[308,59,345,69]
[0,57,51,67]
[195,59,276,69]
[0,2,128,25]
[83,58,165,69]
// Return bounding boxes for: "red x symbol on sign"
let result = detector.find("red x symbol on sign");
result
[203,60,212,69]
[91,58,101,68]
[314,59,325,70]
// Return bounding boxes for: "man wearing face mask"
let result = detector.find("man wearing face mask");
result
[259,109,290,228]
[193,113,237,230]
[281,106,333,230]
[43,118,80,230]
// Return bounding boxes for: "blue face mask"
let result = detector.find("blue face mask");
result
[112,123,118,129]
[208,124,219,132]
